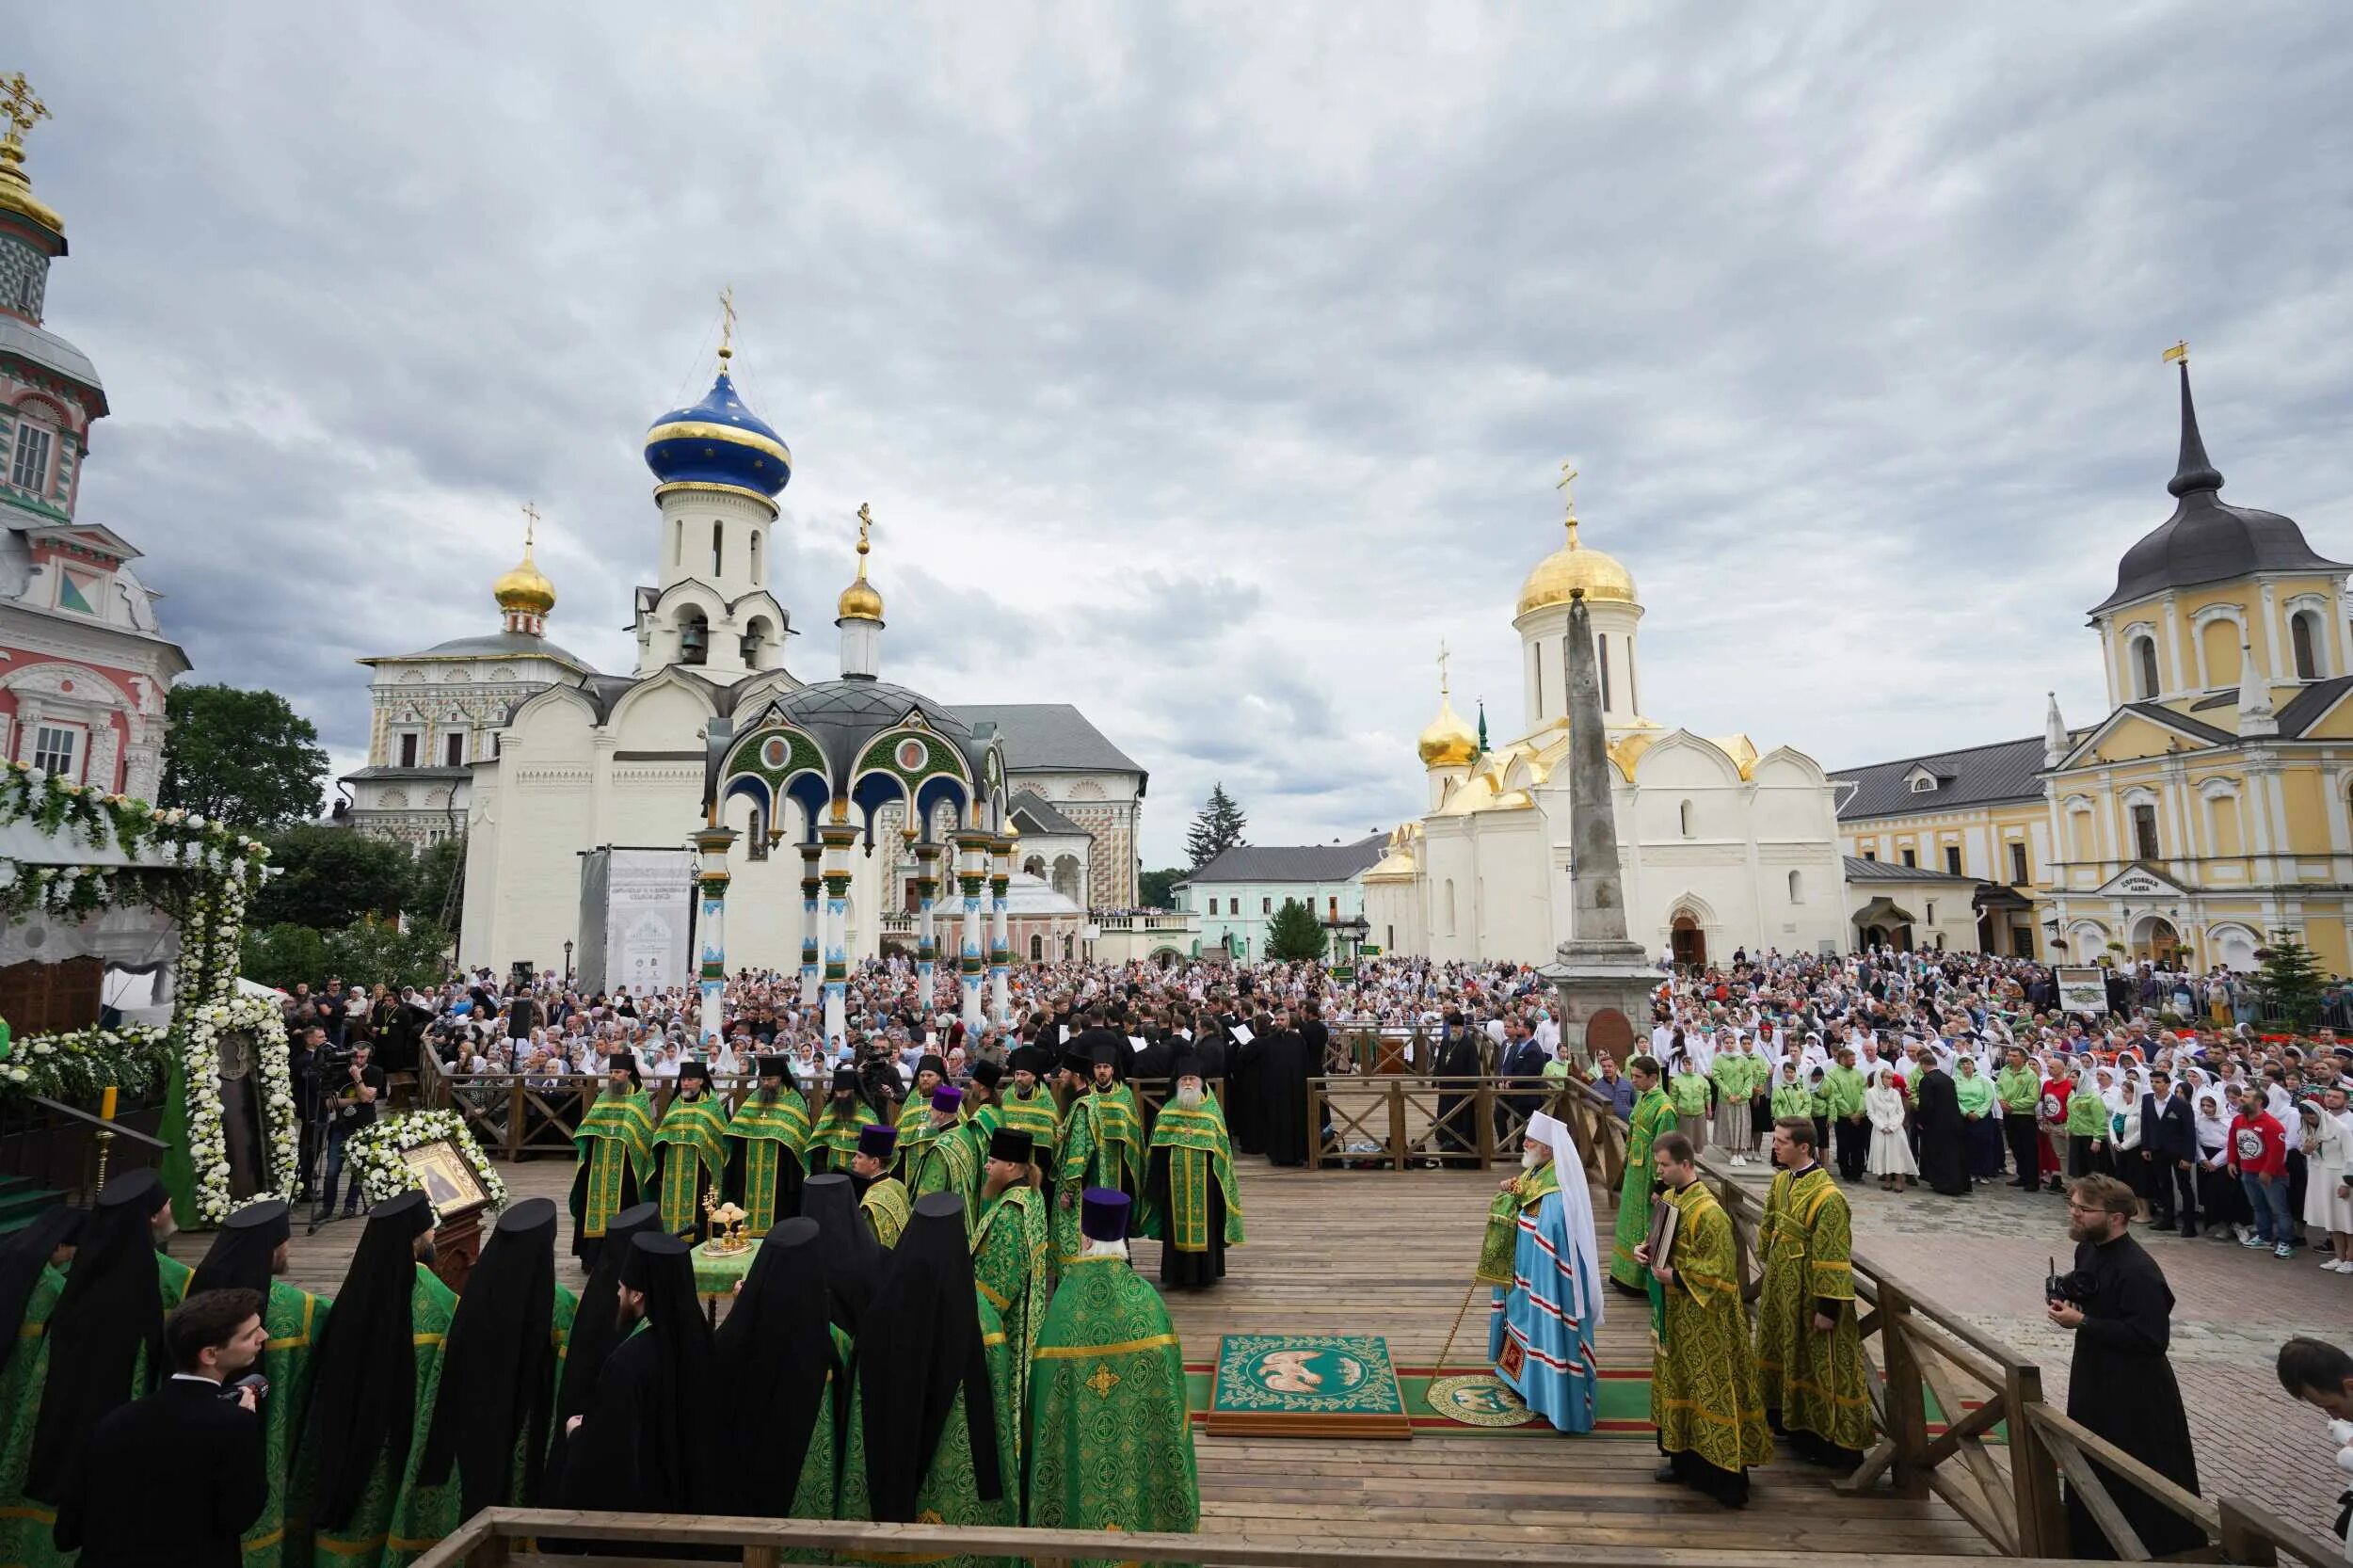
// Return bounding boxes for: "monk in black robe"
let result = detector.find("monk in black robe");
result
[1913,1062,1971,1196]
[2049,1175,2201,1559]
[1224,1009,1263,1156]
[1432,1014,1483,1159]
[421,1198,562,1524]
[552,1200,659,1447]
[1243,1007,1313,1168]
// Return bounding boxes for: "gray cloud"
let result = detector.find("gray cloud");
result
[17,2,2353,863]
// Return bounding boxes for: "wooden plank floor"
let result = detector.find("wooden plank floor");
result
[250,1157,1989,1559]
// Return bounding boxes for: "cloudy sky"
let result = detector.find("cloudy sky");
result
[20,5,2353,866]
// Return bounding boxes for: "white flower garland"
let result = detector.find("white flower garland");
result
[174,994,299,1225]
[0,1023,168,1100]
[343,1109,506,1222]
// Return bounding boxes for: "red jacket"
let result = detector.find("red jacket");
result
[2226,1111,2286,1178]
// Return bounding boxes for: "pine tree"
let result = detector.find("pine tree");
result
[1185,783,1249,869]
[1264,898,1329,963]
[2255,929,2326,1028]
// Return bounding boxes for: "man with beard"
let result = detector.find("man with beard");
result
[1026,1190,1197,1544]
[2048,1174,2203,1558]
[1638,1133,1771,1508]
[1753,1118,1868,1469]
[553,1201,660,1448]
[1478,1112,1601,1433]
[727,1055,812,1237]
[716,1219,845,1522]
[1241,1003,1314,1167]
[552,1233,718,1534]
[302,1192,456,1561]
[809,1066,879,1174]
[838,1193,1011,1537]
[1432,1008,1485,1160]
[969,1128,1049,1430]
[418,1199,572,1537]
[1913,1051,1972,1197]
[650,1060,731,1240]
[896,1053,951,1130]
[961,1059,1006,1147]
[1050,1046,1141,1265]
[851,1123,912,1247]
[570,1052,656,1266]
[187,1198,328,1568]
[1609,1057,1677,1295]
[997,1047,1062,1186]
[23,1169,185,1516]
[1140,1057,1244,1289]
[901,1084,981,1216]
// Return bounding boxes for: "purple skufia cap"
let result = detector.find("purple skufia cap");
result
[857,1123,897,1160]
[930,1084,964,1114]
[1080,1186,1130,1244]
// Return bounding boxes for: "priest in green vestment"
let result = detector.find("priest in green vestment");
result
[895,1053,951,1130]
[651,1061,731,1240]
[1049,1052,1139,1265]
[852,1123,913,1247]
[416,1198,567,1556]
[997,1048,1063,1186]
[717,1218,849,1528]
[728,1055,812,1236]
[1754,1117,1871,1466]
[902,1084,982,1215]
[838,1192,1010,1566]
[24,1168,182,1518]
[191,1197,330,1568]
[809,1066,881,1174]
[1637,1132,1770,1509]
[1138,1055,1244,1289]
[1081,1045,1145,1196]
[1609,1056,1675,1294]
[1027,1188,1198,1554]
[0,1208,83,1568]
[969,1128,1049,1431]
[570,1052,656,1267]
[303,1191,460,1567]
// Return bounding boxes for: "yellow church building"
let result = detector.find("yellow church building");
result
[1835,351,2353,977]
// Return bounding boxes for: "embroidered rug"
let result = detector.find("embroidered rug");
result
[1203,1334,1414,1438]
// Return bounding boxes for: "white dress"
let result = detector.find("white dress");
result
[2300,1112,2353,1231]
[1866,1085,1919,1176]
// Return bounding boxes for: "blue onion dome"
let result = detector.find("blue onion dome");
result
[643,366,792,505]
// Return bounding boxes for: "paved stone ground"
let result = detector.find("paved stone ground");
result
[1719,1156,2351,1543]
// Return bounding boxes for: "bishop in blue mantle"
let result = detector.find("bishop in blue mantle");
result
[1477,1110,1602,1432]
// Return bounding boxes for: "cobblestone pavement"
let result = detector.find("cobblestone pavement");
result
[1719,1157,2351,1543]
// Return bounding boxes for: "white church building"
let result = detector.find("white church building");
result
[1361,478,1851,968]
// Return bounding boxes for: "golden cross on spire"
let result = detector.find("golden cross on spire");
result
[717,285,737,366]
[2163,340,2189,365]
[1437,638,1451,696]
[856,502,874,554]
[0,74,47,146]
[1556,461,1580,541]
[520,499,540,549]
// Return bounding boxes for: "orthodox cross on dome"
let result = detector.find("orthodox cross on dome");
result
[1436,638,1451,696]
[717,284,737,367]
[520,498,539,548]
[0,73,47,147]
[856,501,874,553]
[1556,460,1581,544]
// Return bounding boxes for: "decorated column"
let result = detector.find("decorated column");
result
[914,838,943,1003]
[955,826,988,1033]
[798,840,823,1009]
[821,818,856,1047]
[692,824,738,1048]
[988,830,1013,1025]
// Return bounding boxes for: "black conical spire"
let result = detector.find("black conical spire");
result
[2167,357,2224,498]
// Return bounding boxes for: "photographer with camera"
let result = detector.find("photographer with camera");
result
[2048,1173,2202,1557]
[52,1288,269,1567]
[312,1037,384,1224]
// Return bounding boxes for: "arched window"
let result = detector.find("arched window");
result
[1678,798,1695,837]
[1029,934,1044,961]
[712,521,725,578]
[677,607,710,665]
[1786,869,1802,904]
[1443,878,1457,936]
[2135,635,2161,700]
[672,518,682,566]
[2293,610,2319,680]
[741,614,775,670]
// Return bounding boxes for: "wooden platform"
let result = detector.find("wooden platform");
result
[255,1157,1989,1559]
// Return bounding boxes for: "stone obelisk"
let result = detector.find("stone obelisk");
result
[1539,588,1657,1064]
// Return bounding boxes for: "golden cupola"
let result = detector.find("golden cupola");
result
[838,504,886,680]
[1517,469,1635,616]
[494,506,556,633]
[0,73,63,242]
[1417,644,1479,768]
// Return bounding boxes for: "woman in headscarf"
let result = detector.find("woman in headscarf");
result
[715,1219,844,1518]
[2295,1098,2353,1272]
[2190,1086,2244,1242]
[1866,1067,1918,1192]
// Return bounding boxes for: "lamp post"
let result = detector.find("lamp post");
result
[563,939,573,985]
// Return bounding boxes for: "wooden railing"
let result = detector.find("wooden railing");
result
[1305,1072,1627,1179]
[408,1506,2094,1568]
[1545,1075,2346,1566]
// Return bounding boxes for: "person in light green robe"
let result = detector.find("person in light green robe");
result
[1050,1073,1139,1265]
[1641,1132,1771,1508]
[809,1067,881,1174]
[900,1084,982,1218]
[996,1048,1063,1186]
[1137,1063,1244,1290]
[727,1057,813,1237]
[1026,1189,1197,1558]
[570,1053,656,1268]
[651,1062,732,1240]
[189,1198,331,1568]
[303,1192,457,1568]
[852,1124,913,1247]
[968,1130,1050,1435]
[1753,1118,1870,1466]
[1609,1058,1676,1292]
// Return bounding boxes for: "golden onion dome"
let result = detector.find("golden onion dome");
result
[1417,693,1478,768]
[1517,518,1636,616]
[493,539,556,616]
[0,77,64,239]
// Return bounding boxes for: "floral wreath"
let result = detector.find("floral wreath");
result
[173,994,298,1225]
[343,1109,506,1221]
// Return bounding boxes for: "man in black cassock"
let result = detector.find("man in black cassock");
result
[421,1198,563,1525]
[553,1200,659,1448]
[1241,1004,1312,1167]
[715,1218,840,1519]
[1912,1057,1971,1196]
[553,1233,718,1529]
[1432,1010,1483,1159]
[2048,1174,2202,1560]
[800,1173,880,1335]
